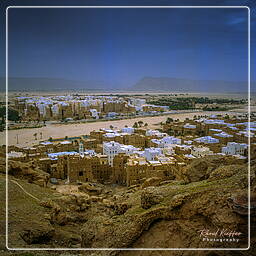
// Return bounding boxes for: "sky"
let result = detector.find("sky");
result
[1,0,255,90]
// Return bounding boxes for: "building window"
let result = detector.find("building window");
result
[79,171,83,176]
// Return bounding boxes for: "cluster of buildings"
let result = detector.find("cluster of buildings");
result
[13,95,169,121]
[7,114,254,187]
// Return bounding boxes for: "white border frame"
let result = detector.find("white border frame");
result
[5,5,251,251]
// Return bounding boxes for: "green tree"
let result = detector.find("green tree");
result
[0,106,20,122]
[133,122,138,128]
[138,120,143,127]
[166,117,173,124]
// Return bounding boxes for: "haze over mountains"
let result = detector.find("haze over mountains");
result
[132,77,249,93]
[1,76,251,93]
[1,77,115,91]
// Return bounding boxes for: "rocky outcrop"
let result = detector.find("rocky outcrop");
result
[227,191,256,216]
[80,159,252,253]
[180,156,246,183]
[141,187,164,209]
[141,177,162,188]
[2,154,254,253]
[78,182,103,195]
[113,202,129,215]
[19,222,54,244]
[6,160,49,187]
[41,194,90,226]
[181,159,209,182]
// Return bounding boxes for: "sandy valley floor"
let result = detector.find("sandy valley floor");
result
[1,108,252,147]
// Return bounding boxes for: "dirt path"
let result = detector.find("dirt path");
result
[9,179,40,201]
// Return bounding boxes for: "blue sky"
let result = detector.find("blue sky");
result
[1,0,255,89]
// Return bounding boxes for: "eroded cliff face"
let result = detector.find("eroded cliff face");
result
[80,157,255,255]
[1,155,255,256]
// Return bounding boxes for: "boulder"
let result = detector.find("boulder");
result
[78,182,103,195]
[181,159,209,183]
[142,177,162,189]
[20,223,54,244]
[141,187,163,209]
[209,165,246,181]
[51,211,69,226]
[8,160,49,187]
[227,192,256,216]
[113,202,129,215]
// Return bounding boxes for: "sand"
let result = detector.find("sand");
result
[0,109,249,148]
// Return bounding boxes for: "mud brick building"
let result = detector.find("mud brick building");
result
[174,145,192,155]
[112,153,129,185]
[134,128,147,136]
[90,155,111,183]
[89,130,106,144]
[126,156,175,186]
[59,104,73,119]
[123,133,147,148]
[126,157,148,186]
[80,138,98,150]
[24,104,40,121]
[55,154,112,183]
[102,101,126,113]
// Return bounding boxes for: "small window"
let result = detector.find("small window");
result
[79,171,83,176]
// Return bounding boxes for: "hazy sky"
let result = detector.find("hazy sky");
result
[1,0,255,89]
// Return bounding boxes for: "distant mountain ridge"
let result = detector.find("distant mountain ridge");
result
[0,76,252,93]
[0,77,115,91]
[131,76,249,93]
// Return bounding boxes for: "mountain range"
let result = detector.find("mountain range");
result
[0,77,115,91]
[0,76,252,93]
[131,76,250,93]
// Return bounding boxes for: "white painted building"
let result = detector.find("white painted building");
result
[146,129,166,137]
[151,136,181,148]
[103,141,138,166]
[213,132,233,138]
[90,109,99,119]
[103,141,121,166]
[222,142,248,156]
[183,123,196,129]
[51,104,59,116]
[130,98,146,107]
[194,136,219,144]
[191,146,213,158]
[144,147,162,161]
[121,127,134,134]
[79,142,84,155]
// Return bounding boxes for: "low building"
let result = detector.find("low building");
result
[103,141,138,166]
[222,142,248,156]
[144,147,162,161]
[191,146,213,158]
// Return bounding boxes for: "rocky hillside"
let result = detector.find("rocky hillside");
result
[0,156,255,256]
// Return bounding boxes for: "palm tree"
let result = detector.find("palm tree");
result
[133,122,138,128]
[138,120,143,127]
[166,117,173,124]
[33,133,37,140]
[40,132,43,139]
